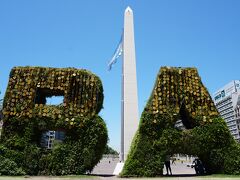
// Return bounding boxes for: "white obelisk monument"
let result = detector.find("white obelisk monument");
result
[113,6,139,175]
[121,6,139,162]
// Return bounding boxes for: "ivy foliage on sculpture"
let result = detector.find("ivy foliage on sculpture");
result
[0,66,108,175]
[121,67,240,177]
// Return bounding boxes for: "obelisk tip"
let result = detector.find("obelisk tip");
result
[125,6,133,13]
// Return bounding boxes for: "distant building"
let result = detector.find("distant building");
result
[40,130,65,149]
[213,80,240,142]
[175,119,185,130]
[234,95,240,137]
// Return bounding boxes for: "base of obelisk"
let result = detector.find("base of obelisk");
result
[113,162,124,175]
[91,155,119,175]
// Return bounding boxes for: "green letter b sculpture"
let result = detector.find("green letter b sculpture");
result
[1,66,108,175]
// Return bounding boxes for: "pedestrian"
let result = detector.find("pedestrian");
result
[193,158,199,174]
[193,158,205,175]
[165,155,172,175]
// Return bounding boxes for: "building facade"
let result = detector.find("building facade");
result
[213,80,240,142]
[175,119,185,130]
[234,95,240,138]
[40,130,65,149]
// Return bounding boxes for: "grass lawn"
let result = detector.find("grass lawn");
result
[0,175,97,180]
[203,174,240,179]
[1,174,240,180]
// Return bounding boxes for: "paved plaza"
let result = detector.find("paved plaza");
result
[101,176,240,180]
[91,156,119,175]
[163,161,196,175]
[92,157,196,176]
[0,157,239,180]
[89,158,240,179]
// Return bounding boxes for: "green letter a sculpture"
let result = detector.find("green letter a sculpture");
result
[121,67,240,177]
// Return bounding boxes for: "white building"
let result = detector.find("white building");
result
[213,80,240,142]
[175,119,185,130]
[40,131,55,149]
[40,130,65,149]
[234,95,240,138]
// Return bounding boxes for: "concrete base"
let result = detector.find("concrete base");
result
[91,156,119,175]
[113,162,124,175]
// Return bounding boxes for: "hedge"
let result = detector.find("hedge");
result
[0,66,108,175]
[121,67,240,177]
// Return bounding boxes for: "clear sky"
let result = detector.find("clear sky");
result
[0,0,240,151]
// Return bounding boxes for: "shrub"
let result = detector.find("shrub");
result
[0,156,25,176]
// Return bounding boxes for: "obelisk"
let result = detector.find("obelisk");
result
[120,6,139,162]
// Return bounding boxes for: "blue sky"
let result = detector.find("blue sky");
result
[0,0,240,151]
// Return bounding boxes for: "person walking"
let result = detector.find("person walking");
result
[171,157,176,165]
[193,158,205,175]
[165,155,172,175]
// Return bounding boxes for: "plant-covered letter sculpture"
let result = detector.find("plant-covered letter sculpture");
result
[0,66,108,175]
[122,67,240,177]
